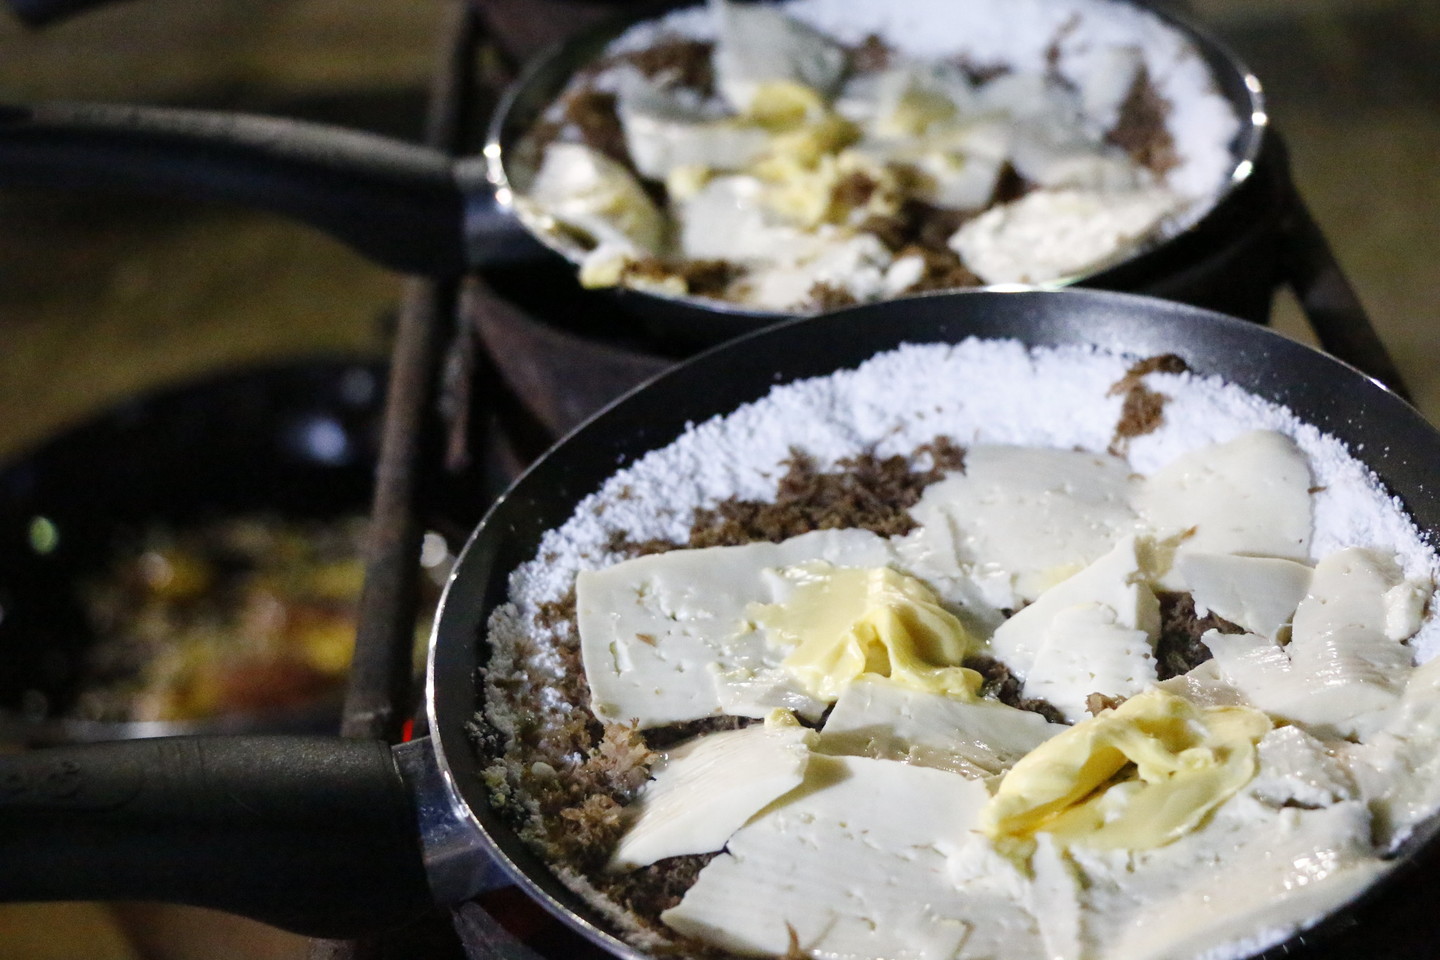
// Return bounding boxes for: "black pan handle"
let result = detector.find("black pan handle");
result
[0,735,433,938]
[0,102,541,276]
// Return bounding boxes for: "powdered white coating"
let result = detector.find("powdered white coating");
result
[493,338,1438,661]
[605,0,1244,205]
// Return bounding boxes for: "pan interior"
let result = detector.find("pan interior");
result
[483,0,1266,325]
[430,289,1440,959]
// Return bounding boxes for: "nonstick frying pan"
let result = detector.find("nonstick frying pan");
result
[2,289,1439,960]
[0,0,1272,349]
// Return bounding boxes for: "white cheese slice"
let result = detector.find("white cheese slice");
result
[1009,121,1149,192]
[662,754,1044,959]
[1248,725,1356,810]
[1021,602,1159,723]
[1204,629,1409,740]
[989,534,1159,682]
[739,230,895,311]
[1133,430,1314,588]
[1228,548,1421,737]
[974,71,1072,124]
[1154,658,1251,708]
[617,82,771,180]
[1090,799,1385,960]
[1026,835,1084,960]
[1293,547,1432,643]
[1204,551,1419,739]
[710,0,847,114]
[678,175,779,261]
[1337,655,1440,844]
[1174,552,1314,640]
[609,724,813,871]
[818,674,1064,777]
[835,61,978,137]
[577,528,891,728]
[896,444,1139,611]
[908,145,1008,211]
[949,185,1180,285]
[526,142,664,254]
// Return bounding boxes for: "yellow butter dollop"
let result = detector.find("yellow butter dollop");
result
[745,81,830,130]
[751,563,981,701]
[981,689,1270,853]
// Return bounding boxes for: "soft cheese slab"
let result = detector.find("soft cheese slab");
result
[1205,548,1423,737]
[1021,602,1159,723]
[711,0,848,113]
[1174,552,1313,639]
[662,753,1043,959]
[1134,430,1313,584]
[1291,547,1432,643]
[949,186,1179,285]
[618,87,772,179]
[526,142,664,254]
[577,528,891,727]
[988,535,1159,684]
[818,674,1064,776]
[1085,799,1385,960]
[610,724,814,871]
[1248,725,1356,810]
[900,445,1139,609]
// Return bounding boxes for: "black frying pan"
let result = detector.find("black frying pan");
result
[2,289,1438,960]
[0,0,1273,350]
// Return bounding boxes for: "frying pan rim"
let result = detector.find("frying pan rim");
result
[424,286,1440,960]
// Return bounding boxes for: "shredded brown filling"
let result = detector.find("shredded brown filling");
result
[689,443,967,548]
[1108,353,1190,452]
[613,37,716,96]
[1109,65,1179,176]
[1085,692,1128,716]
[561,88,630,167]
[849,33,893,73]
[1155,590,1245,680]
[606,852,723,920]
[806,282,861,311]
[965,654,1067,724]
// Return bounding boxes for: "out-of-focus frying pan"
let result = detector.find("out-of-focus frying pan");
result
[1,289,1438,960]
[0,0,1274,349]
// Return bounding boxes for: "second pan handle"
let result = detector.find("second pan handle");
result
[0,101,542,276]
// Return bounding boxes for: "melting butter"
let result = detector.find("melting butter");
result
[751,563,981,700]
[982,689,1270,852]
